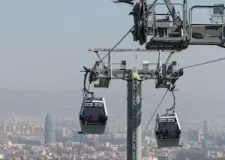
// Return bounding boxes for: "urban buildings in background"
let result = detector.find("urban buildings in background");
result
[0,115,225,159]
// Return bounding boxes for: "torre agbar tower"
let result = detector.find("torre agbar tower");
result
[44,113,55,145]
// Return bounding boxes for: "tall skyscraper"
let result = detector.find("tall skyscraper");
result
[44,113,55,145]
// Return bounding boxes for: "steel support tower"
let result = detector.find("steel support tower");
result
[86,48,182,160]
[127,70,142,160]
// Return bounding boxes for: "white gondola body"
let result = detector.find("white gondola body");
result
[79,97,108,134]
[155,113,181,148]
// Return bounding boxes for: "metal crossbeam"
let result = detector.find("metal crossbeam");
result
[95,69,158,80]
[88,48,176,53]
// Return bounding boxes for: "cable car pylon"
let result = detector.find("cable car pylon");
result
[79,47,184,159]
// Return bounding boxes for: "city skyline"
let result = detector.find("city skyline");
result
[1,114,225,159]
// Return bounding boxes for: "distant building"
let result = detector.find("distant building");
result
[44,113,55,145]
[203,121,208,150]
[198,129,204,143]
[176,150,206,160]
[188,129,199,142]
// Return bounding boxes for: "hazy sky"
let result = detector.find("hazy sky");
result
[0,0,225,121]
[0,0,223,91]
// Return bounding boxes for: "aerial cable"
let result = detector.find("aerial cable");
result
[166,89,176,113]
[96,0,159,63]
[87,0,158,85]
[182,57,225,70]
[142,89,169,136]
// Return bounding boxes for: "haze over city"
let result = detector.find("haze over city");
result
[0,0,225,159]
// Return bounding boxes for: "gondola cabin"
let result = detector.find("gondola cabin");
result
[155,113,181,148]
[79,97,108,134]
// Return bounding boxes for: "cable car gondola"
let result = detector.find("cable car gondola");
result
[79,97,108,134]
[155,112,181,148]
